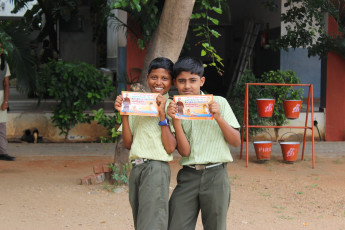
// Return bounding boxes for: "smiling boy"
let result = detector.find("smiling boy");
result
[114,57,176,230]
[167,57,241,230]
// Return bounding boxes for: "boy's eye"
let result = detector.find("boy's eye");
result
[150,76,157,79]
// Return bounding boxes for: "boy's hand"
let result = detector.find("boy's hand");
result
[156,94,167,116]
[114,95,124,112]
[167,100,177,119]
[209,101,221,120]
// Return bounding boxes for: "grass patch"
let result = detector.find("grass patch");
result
[332,157,345,164]
[260,192,271,197]
[279,215,294,220]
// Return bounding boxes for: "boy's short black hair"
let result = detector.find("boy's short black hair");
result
[173,56,204,79]
[148,57,174,77]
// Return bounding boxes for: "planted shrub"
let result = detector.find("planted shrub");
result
[37,60,115,140]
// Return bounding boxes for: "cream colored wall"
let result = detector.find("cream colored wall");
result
[6,113,108,143]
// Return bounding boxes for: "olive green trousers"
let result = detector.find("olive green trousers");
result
[129,160,171,230]
[168,164,230,230]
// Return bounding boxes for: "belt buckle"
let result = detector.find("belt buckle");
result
[195,164,206,170]
[134,158,145,166]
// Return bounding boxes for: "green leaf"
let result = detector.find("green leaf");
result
[201,50,206,56]
[202,43,210,48]
[212,6,222,14]
[191,13,201,19]
[113,2,122,8]
[209,17,219,25]
[210,29,220,38]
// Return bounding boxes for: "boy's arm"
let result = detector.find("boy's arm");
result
[209,101,241,147]
[157,95,176,154]
[115,95,133,149]
[167,101,191,157]
[120,116,133,149]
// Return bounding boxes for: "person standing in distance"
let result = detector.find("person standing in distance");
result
[0,42,15,161]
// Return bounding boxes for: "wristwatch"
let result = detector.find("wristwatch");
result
[158,118,169,126]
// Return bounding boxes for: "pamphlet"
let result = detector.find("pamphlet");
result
[173,95,213,120]
[120,91,159,116]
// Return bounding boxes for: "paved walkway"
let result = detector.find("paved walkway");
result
[8,141,345,158]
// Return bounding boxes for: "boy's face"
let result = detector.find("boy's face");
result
[147,68,172,95]
[174,71,205,95]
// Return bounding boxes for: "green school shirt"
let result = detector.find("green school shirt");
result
[171,94,240,165]
[118,93,174,162]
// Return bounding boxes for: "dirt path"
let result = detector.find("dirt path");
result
[1,154,345,230]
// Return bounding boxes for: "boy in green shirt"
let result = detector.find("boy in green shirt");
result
[167,56,241,230]
[114,57,176,230]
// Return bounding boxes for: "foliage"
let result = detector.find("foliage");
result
[110,0,229,73]
[229,69,304,138]
[92,108,122,143]
[10,0,80,48]
[0,20,37,93]
[258,70,304,128]
[266,0,345,59]
[107,163,131,191]
[110,0,162,49]
[37,60,115,139]
[228,69,269,137]
[191,0,230,75]
[285,87,304,100]
[10,0,112,51]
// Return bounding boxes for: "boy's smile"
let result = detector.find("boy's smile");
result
[174,71,205,95]
[147,68,172,95]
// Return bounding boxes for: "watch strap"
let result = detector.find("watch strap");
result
[158,118,169,126]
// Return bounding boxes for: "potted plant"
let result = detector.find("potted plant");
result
[283,87,304,119]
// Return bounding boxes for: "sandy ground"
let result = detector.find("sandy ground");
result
[1,147,345,230]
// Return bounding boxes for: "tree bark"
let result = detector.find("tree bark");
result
[138,0,196,89]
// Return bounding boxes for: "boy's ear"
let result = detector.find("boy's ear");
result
[200,76,206,87]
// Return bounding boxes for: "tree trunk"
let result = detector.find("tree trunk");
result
[114,135,130,166]
[138,0,196,89]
